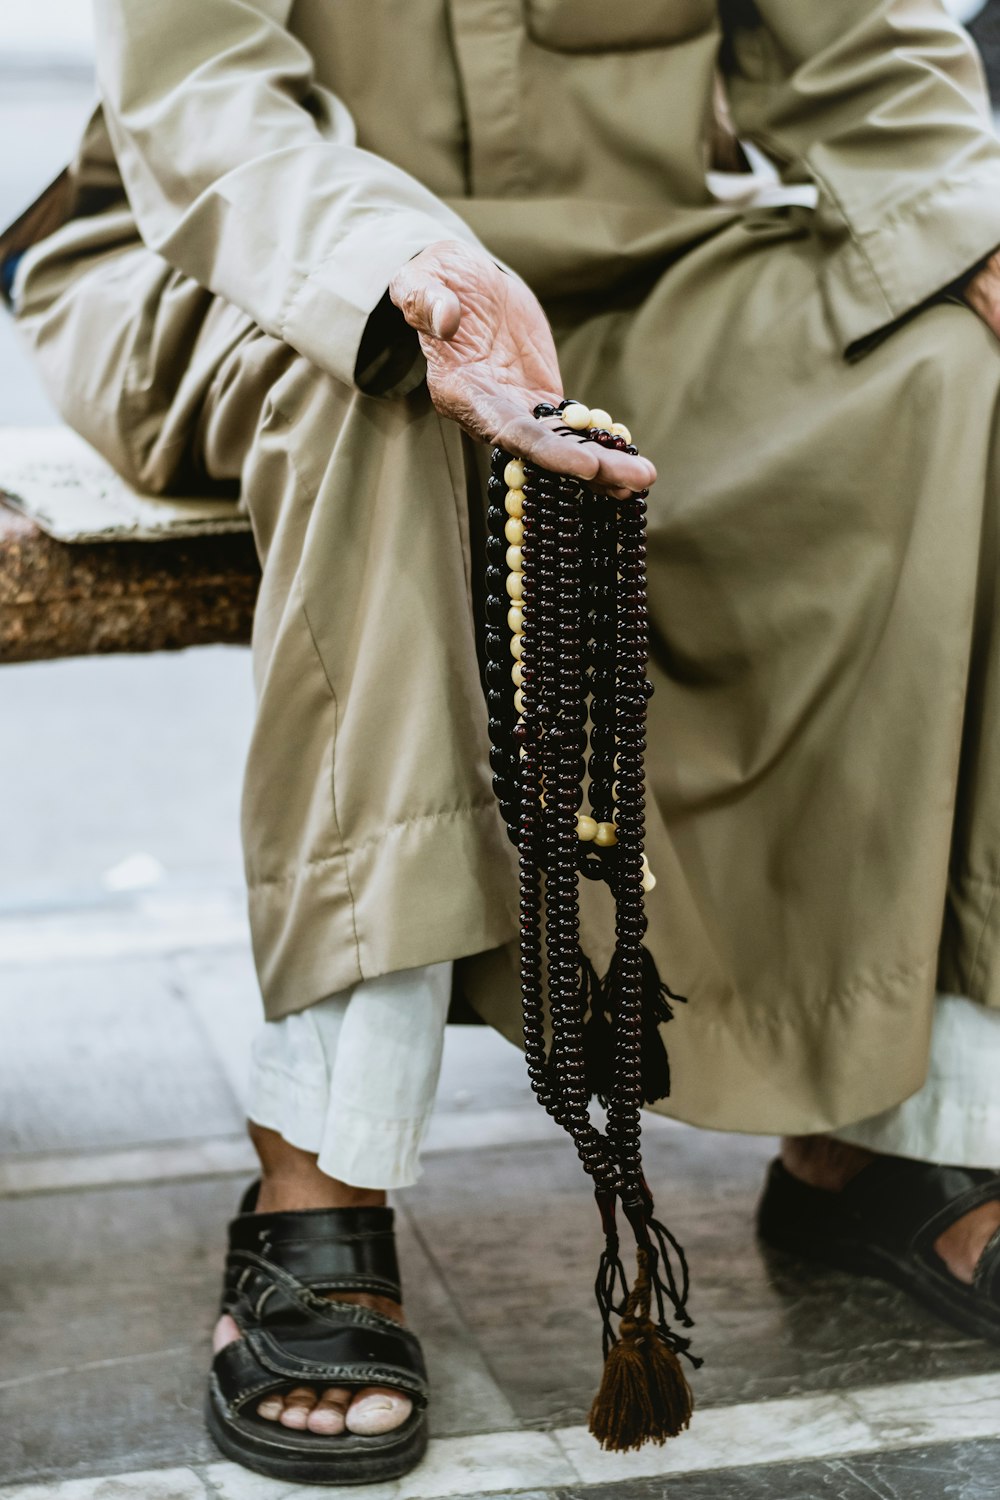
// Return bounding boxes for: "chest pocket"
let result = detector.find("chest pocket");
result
[525,0,712,52]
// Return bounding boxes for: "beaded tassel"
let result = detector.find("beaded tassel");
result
[484,400,700,1452]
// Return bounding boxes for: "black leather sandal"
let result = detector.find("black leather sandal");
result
[757,1156,1000,1343]
[205,1184,429,1485]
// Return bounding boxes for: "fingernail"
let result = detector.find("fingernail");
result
[431,298,445,336]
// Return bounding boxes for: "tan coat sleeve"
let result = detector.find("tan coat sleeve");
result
[92,0,481,393]
[721,0,1000,355]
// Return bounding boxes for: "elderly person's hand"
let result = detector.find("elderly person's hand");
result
[389,240,655,499]
[962,250,1000,337]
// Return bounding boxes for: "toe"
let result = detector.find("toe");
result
[306,1387,352,1435]
[278,1386,318,1429]
[256,1395,284,1422]
[346,1387,413,1436]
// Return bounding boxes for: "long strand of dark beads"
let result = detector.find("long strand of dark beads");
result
[607,491,647,1190]
[547,469,608,1174]
[530,464,617,1178]
[485,401,696,1452]
[515,463,554,1120]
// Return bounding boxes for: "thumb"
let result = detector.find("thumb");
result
[389,269,462,340]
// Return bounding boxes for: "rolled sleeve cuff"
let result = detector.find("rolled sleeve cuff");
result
[820,160,1000,361]
[280,209,479,395]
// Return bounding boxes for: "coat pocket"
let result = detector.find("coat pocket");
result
[524,0,712,52]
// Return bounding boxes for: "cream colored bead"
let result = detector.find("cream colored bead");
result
[594,821,618,847]
[505,488,525,518]
[589,407,612,430]
[508,605,524,633]
[561,402,592,431]
[505,517,524,546]
[612,780,620,802]
[511,662,524,688]
[506,544,522,571]
[519,745,528,760]
[504,459,526,489]
[609,422,632,444]
[510,634,524,660]
[514,688,525,714]
[506,572,523,601]
[576,815,598,842]
[641,854,657,893]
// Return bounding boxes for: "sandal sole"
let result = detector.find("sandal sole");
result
[758,1217,1000,1346]
[205,1383,429,1485]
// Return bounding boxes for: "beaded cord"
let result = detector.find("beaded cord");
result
[485,400,700,1451]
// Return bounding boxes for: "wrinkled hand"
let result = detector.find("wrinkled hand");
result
[962,250,1000,337]
[389,240,655,498]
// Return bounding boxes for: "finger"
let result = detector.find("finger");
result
[389,269,462,340]
[495,412,657,493]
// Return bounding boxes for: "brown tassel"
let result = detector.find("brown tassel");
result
[588,1247,695,1451]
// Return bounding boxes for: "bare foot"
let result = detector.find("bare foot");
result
[213,1123,413,1437]
[781,1136,1000,1285]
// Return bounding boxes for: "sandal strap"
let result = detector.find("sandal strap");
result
[214,1190,428,1412]
[215,1299,428,1410]
[224,1193,402,1306]
[212,1336,285,1414]
[973,1225,1000,1299]
[841,1157,1000,1255]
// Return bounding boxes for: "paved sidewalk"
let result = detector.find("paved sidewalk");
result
[1,901,1000,1498]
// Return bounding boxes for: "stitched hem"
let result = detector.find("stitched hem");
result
[834,1099,1000,1169]
[246,800,499,887]
[248,1073,434,1190]
[249,799,517,1020]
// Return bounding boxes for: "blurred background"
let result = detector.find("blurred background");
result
[0,2,258,1088]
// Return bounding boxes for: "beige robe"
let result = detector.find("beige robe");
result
[8,0,1000,1135]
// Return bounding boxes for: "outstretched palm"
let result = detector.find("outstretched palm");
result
[389,240,655,497]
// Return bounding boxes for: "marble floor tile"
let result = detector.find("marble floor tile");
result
[206,1432,575,1500]
[0,1136,255,1199]
[555,1372,1000,1484]
[206,1470,554,1500]
[399,1129,1000,1427]
[832,1438,1000,1499]
[395,1429,574,1498]
[842,1371,1000,1451]
[394,1206,517,1438]
[0,1171,516,1486]
[0,1180,228,1484]
[0,1468,208,1500]
[555,1389,871,1485]
[0,958,244,1155]
[553,1439,1000,1498]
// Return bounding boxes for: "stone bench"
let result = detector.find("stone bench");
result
[0,427,259,663]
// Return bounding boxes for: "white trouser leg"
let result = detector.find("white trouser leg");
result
[831,994,1000,1167]
[246,961,453,1190]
